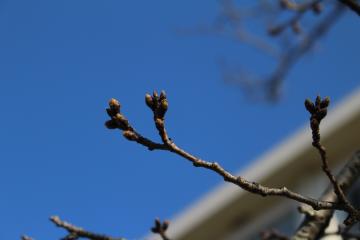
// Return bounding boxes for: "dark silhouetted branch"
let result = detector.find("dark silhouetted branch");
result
[151,218,171,240]
[339,0,360,15]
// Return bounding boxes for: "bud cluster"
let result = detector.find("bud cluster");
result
[145,90,168,120]
[105,98,132,131]
[304,95,330,145]
[151,218,170,235]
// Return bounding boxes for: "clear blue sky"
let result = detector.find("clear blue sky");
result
[0,1,359,239]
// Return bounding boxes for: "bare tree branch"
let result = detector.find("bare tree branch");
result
[104,91,356,215]
[279,0,323,12]
[305,96,360,225]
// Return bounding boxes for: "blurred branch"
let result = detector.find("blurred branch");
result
[279,0,322,12]
[339,0,360,15]
[225,2,344,100]
[264,3,345,100]
[190,1,347,101]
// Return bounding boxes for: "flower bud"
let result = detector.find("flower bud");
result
[123,130,137,141]
[320,96,330,108]
[160,99,168,112]
[114,113,130,130]
[145,93,154,109]
[304,99,315,113]
[109,98,120,111]
[162,221,170,231]
[114,113,125,122]
[155,218,161,228]
[315,95,321,107]
[105,120,117,129]
[160,90,166,100]
[106,108,115,117]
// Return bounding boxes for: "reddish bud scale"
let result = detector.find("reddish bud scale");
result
[109,98,120,110]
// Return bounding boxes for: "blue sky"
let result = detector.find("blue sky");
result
[0,1,359,239]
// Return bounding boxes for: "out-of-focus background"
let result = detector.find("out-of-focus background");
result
[0,1,359,239]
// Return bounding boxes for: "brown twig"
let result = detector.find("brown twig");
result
[50,216,125,240]
[105,92,355,214]
[305,96,360,225]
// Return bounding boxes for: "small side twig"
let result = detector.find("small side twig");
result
[305,96,360,225]
[50,216,125,240]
